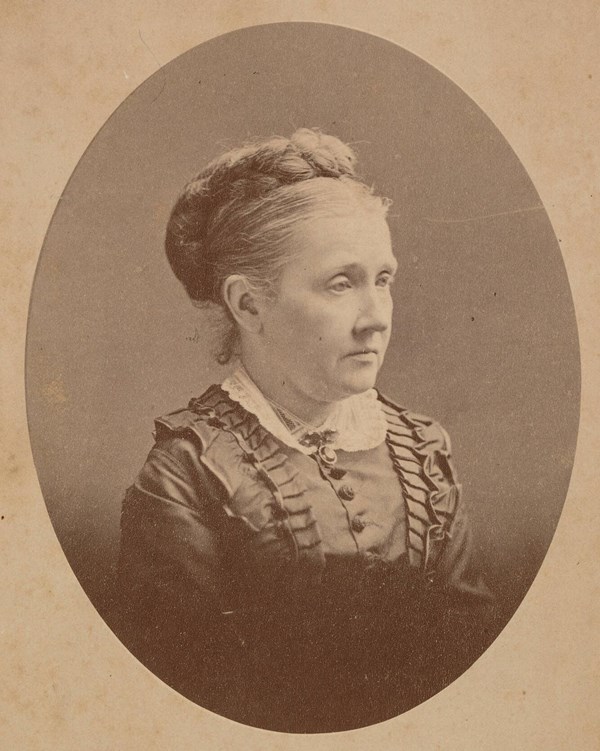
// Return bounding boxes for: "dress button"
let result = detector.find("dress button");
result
[338,484,355,501]
[318,445,338,466]
[428,524,445,541]
[271,505,287,521]
[351,516,366,533]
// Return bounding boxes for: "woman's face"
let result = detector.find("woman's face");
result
[256,209,397,406]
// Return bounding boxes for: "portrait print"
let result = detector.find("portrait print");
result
[25,23,579,734]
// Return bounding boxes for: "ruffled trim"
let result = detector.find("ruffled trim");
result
[184,385,327,591]
[379,394,460,575]
[221,366,388,454]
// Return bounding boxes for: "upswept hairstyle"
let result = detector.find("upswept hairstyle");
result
[165,128,390,362]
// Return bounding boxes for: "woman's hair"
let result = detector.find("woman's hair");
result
[165,128,390,362]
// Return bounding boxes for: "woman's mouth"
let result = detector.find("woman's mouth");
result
[345,349,378,362]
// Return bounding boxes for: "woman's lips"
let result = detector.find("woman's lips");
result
[345,350,378,362]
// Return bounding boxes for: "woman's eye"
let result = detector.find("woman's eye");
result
[377,273,395,288]
[328,278,352,293]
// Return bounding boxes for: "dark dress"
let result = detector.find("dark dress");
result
[116,384,492,733]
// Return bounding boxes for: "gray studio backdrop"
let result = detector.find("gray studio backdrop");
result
[27,23,579,628]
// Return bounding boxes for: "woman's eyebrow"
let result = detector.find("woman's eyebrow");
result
[325,263,362,276]
[324,260,398,276]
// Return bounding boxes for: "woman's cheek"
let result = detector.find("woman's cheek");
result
[313,315,345,349]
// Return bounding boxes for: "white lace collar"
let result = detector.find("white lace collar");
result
[221,366,388,454]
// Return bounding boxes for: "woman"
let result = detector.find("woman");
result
[117,128,491,733]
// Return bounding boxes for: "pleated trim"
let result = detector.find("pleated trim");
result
[186,386,326,580]
[378,393,459,574]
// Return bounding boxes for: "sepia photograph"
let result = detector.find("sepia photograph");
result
[24,22,579,733]
[3,4,598,749]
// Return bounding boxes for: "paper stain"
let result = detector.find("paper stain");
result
[44,377,68,405]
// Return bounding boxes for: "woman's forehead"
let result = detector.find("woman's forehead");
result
[285,212,395,268]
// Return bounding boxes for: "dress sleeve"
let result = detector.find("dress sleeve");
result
[420,422,492,602]
[116,435,247,709]
[410,423,497,696]
[118,438,226,603]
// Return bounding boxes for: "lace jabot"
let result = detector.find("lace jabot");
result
[221,366,388,454]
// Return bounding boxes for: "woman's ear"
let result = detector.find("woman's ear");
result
[222,275,263,334]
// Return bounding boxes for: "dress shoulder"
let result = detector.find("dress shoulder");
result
[126,388,238,518]
[152,384,227,450]
[377,391,451,450]
[377,390,457,489]
[150,384,287,501]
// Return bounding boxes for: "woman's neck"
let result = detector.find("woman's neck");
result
[240,357,337,427]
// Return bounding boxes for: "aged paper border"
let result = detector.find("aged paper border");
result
[2,2,598,748]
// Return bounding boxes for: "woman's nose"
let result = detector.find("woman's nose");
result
[354,288,391,333]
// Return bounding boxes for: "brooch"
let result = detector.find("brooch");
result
[299,429,339,466]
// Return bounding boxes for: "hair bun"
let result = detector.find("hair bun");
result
[289,128,357,179]
[202,128,359,195]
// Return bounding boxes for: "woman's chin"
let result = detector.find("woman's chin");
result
[333,370,379,398]
[308,361,381,402]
